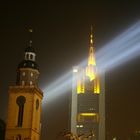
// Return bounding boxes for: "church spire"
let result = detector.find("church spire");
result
[86,27,96,81]
[16,29,39,86]
[29,28,33,47]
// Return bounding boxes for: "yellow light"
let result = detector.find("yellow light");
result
[76,125,80,128]
[77,79,84,94]
[77,70,85,94]
[94,76,100,94]
[86,66,96,81]
[79,125,83,128]
[77,80,82,94]
[80,113,96,116]
[96,78,100,94]
[88,47,96,66]
[29,29,33,33]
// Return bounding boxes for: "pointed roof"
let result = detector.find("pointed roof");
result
[87,26,96,66]
[85,27,97,81]
[25,29,35,53]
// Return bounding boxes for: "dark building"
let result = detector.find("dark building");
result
[0,119,5,140]
[129,131,140,140]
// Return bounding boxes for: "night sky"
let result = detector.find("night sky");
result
[0,1,140,140]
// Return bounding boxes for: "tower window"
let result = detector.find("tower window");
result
[16,96,26,127]
[31,72,33,77]
[30,81,33,85]
[30,54,33,59]
[22,81,25,86]
[26,54,29,59]
[22,72,25,76]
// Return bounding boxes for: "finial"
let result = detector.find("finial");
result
[90,25,93,45]
[29,28,33,46]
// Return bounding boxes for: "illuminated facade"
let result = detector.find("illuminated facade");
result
[70,29,105,140]
[5,31,43,140]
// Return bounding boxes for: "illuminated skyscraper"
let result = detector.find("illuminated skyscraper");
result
[5,30,43,140]
[70,28,105,140]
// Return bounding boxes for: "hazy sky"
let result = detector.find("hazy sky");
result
[0,1,140,140]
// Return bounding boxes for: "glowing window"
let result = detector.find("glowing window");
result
[30,81,33,85]
[22,81,25,86]
[77,113,99,123]
[31,72,33,77]
[22,72,25,76]
[79,125,83,128]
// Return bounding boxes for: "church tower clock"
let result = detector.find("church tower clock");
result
[5,30,43,140]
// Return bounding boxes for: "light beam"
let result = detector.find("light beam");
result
[43,21,140,105]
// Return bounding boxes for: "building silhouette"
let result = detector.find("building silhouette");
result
[5,30,43,140]
[129,131,140,140]
[0,119,5,140]
[70,29,105,140]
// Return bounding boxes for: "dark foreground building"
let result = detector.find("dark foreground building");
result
[0,119,5,140]
[129,131,140,140]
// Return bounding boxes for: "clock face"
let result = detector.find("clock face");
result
[16,96,26,106]
[36,99,39,110]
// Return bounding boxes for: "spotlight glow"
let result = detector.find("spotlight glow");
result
[43,21,140,105]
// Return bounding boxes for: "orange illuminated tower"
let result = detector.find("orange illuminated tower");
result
[5,30,43,140]
[70,28,105,140]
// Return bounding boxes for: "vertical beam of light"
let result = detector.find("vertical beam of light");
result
[43,21,140,105]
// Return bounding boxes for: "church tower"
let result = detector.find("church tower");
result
[5,30,43,140]
[70,28,105,140]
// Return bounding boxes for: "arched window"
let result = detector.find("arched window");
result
[30,81,33,85]
[30,54,33,60]
[22,81,25,86]
[16,96,26,127]
[26,54,29,60]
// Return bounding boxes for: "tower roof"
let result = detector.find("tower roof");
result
[25,45,35,53]
[18,60,39,70]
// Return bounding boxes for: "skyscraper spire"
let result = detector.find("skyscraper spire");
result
[88,26,96,66]
[86,27,96,81]
[90,25,93,46]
